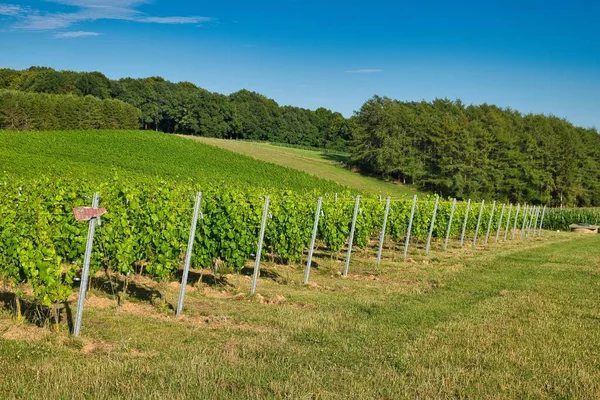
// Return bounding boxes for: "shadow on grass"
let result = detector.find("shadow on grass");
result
[239,266,281,280]
[174,269,231,287]
[320,152,349,164]
[0,291,73,330]
[320,153,416,193]
[91,275,159,304]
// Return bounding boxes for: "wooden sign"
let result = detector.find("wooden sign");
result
[73,207,106,221]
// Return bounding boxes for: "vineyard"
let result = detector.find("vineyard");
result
[0,175,573,330]
[0,129,347,192]
[543,207,600,230]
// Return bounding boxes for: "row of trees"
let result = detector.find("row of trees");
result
[352,97,600,207]
[1,66,598,206]
[0,67,352,150]
[0,90,139,131]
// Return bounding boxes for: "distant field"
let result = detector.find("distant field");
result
[184,136,419,197]
[0,130,346,192]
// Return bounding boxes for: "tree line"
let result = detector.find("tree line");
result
[0,66,598,206]
[0,90,139,131]
[352,96,600,207]
[0,67,352,150]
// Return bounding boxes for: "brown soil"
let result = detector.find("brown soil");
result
[117,300,267,332]
[119,301,158,318]
[84,295,116,309]
[267,295,286,305]
[255,294,286,305]
[128,274,158,288]
[167,281,197,292]
[2,324,48,342]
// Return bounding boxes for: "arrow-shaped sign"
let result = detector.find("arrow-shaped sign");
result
[73,207,107,222]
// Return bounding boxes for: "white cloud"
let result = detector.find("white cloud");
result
[50,0,147,7]
[345,69,383,74]
[0,3,24,16]
[22,13,84,30]
[55,30,101,38]
[3,0,213,32]
[138,16,211,24]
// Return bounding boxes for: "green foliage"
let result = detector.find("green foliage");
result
[0,90,139,130]
[266,191,315,263]
[0,130,347,194]
[0,67,351,151]
[0,176,561,309]
[352,96,600,207]
[543,208,600,231]
[2,67,599,207]
[319,195,352,252]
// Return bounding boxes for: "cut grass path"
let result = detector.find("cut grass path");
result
[1,233,599,398]
[183,136,419,197]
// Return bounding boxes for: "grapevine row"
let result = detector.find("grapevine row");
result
[0,177,554,310]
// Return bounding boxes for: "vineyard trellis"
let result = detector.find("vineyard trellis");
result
[1,177,595,335]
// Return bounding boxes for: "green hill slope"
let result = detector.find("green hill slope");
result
[0,130,346,192]
[184,137,419,197]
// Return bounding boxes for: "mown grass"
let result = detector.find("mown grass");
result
[1,232,598,399]
[0,130,346,192]
[185,136,420,197]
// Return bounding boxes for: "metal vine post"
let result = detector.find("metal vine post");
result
[176,192,202,316]
[73,192,100,337]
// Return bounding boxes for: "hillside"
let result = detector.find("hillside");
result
[0,130,347,193]
[2,67,599,206]
[184,137,418,197]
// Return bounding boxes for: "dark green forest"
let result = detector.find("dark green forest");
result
[1,66,598,206]
[0,67,352,150]
[352,96,600,207]
[0,90,139,130]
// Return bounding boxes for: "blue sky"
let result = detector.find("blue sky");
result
[0,0,598,128]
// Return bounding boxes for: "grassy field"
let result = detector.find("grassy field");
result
[1,232,598,398]
[184,137,419,197]
[0,130,346,192]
